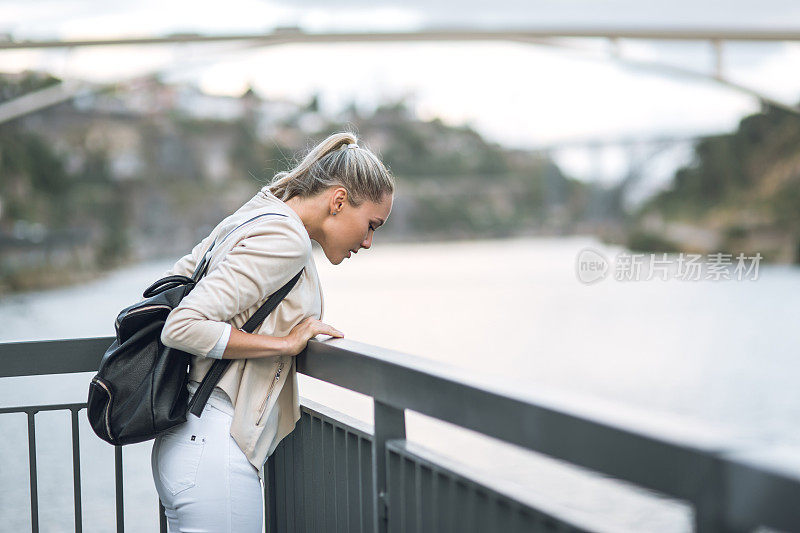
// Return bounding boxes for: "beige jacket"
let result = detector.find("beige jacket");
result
[159,186,324,482]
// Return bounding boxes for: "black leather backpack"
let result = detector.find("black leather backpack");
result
[87,212,303,446]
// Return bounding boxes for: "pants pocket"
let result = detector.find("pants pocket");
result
[156,431,206,496]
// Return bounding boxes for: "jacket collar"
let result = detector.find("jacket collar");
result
[257,186,305,228]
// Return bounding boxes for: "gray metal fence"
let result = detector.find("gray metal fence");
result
[2,336,800,532]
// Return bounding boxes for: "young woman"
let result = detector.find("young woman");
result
[150,131,394,532]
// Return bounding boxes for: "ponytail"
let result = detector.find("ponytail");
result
[267,131,394,207]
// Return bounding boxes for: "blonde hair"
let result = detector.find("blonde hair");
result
[268,131,395,207]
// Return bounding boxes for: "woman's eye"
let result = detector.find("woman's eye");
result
[369,224,375,232]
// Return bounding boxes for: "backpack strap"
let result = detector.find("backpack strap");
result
[187,268,304,417]
[190,212,287,281]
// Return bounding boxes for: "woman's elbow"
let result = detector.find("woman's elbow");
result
[160,311,194,351]
[160,322,181,350]
[159,310,219,358]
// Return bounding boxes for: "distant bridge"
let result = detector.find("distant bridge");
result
[2,25,800,125]
[3,27,800,50]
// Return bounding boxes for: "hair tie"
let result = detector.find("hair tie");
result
[341,142,359,150]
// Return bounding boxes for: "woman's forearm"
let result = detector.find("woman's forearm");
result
[221,327,289,359]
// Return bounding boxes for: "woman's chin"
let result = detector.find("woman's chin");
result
[323,247,350,265]
[326,251,346,265]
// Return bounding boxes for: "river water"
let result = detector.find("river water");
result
[1,236,798,532]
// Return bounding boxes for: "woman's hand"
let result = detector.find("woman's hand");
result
[284,317,344,356]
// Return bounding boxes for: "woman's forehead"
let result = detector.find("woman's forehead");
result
[371,195,393,218]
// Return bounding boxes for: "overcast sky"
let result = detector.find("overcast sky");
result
[3,0,800,184]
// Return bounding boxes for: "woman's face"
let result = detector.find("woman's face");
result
[321,188,393,265]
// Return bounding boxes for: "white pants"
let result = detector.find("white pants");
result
[151,386,263,533]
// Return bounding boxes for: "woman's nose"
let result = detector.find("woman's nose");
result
[362,233,373,249]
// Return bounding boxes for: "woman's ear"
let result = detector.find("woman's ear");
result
[330,187,348,213]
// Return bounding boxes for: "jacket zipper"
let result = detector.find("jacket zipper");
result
[256,361,284,425]
[91,377,114,440]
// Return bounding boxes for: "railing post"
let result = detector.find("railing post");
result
[372,400,405,533]
[693,456,737,533]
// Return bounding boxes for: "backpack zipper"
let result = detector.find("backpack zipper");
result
[256,361,284,425]
[127,304,172,315]
[128,304,172,315]
[91,377,114,440]
[116,304,173,331]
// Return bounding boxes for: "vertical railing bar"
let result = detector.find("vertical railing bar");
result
[289,430,301,532]
[266,457,275,533]
[27,410,39,533]
[292,418,299,530]
[399,455,405,533]
[287,437,296,532]
[265,453,278,533]
[278,443,286,533]
[276,442,287,532]
[70,408,83,533]
[415,462,422,533]
[459,479,467,533]
[114,445,124,533]
[317,416,325,532]
[302,414,314,533]
[511,500,522,533]
[159,501,167,533]
[317,416,323,532]
[309,414,316,533]
[268,464,275,533]
[344,429,350,533]
[431,469,439,532]
[487,493,498,532]
[281,434,296,529]
[309,414,317,533]
[357,436,364,533]
[438,471,447,533]
[292,417,304,531]
[468,482,477,533]
[333,423,339,533]
[449,474,456,533]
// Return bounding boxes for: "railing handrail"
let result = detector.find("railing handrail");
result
[1,336,113,377]
[2,336,800,531]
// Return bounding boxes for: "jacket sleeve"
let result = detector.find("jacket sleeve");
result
[160,220,309,358]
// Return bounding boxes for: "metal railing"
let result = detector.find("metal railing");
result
[2,336,800,532]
